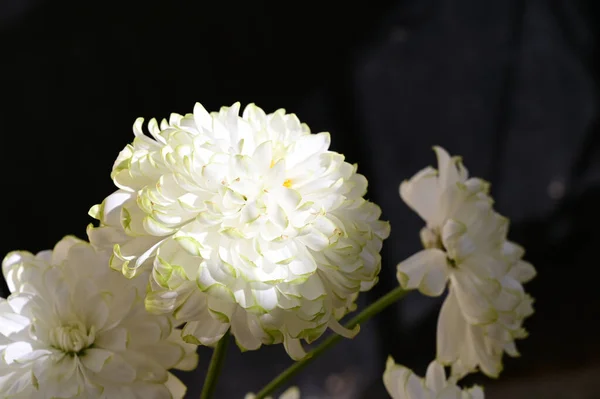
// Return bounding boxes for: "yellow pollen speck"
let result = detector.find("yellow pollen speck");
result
[283,179,292,188]
[270,159,276,168]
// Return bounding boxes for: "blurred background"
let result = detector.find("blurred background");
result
[1,0,599,397]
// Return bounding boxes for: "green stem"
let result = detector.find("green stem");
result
[255,286,407,399]
[200,329,231,399]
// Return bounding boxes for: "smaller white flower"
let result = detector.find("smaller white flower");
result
[383,357,484,399]
[245,386,300,399]
[396,146,536,377]
[0,236,198,398]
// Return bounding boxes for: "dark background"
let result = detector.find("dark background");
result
[1,0,599,398]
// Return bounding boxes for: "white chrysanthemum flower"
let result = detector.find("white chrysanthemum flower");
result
[397,146,536,377]
[88,102,389,359]
[383,357,484,399]
[245,386,300,399]
[0,236,198,398]
[397,146,508,310]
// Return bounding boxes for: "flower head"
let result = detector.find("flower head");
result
[383,357,484,399]
[88,102,389,359]
[0,236,197,398]
[397,146,536,377]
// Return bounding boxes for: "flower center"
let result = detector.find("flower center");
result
[49,322,96,354]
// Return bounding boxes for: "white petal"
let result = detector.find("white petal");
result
[4,341,33,364]
[465,386,485,399]
[129,382,170,399]
[181,318,229,346]
[81,348,113,373]
[437,385,463,399]
[382,357,409,399]
[150,340,187,370]
[120,350,169,383]
[231,312,262,351]
[508,260,536,283]
[465,323,502,377]
[101,190,135,226]
[51,236,83,265]
[2,252,32,293]
[286,133,330,168]
[81,294,109,330]
[96,353,137,383]
[279,386,301,399]
[6,294,32,318]
[436,290,465,364]
[283,336,307,360]
[434,146,463,188]
[165,372,188,399]
[328,318,359,339]
[383,357,429,399]
[95,327,128,351]
[252,140,273,172]
[399,166,440,224]
[397,249,449,296]
[0,366,35,397]
[451,273,497,325]
[425,361,447,392]
[0,301,31,336]
[253,287,278,311]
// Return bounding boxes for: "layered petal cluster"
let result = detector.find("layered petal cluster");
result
[0,236,197,398]
[88,102,389,359]
[383,358,484,399]
[397,147,536,377]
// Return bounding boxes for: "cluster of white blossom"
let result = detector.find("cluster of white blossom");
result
[0,102,535,399]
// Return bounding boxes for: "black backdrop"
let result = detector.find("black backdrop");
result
[1,1,599,397]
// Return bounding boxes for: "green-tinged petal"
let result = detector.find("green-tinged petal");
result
[181,317,229,347]
[165,372,187,399]
[283,336,307,361]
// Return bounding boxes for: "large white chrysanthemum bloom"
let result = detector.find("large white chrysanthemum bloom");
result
[383,357,484,399]
[0,236,198,398]
[396,146,536,377]
[88,102,389,359]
